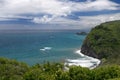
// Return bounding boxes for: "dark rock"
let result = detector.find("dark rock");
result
[81,42,99,59]
[76,32,87,35]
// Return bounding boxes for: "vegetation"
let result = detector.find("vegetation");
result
[1,20,120,80]
[1,57,120,80]
[0,57,29,80]
[81,20,120,65]
[108,78,120,80]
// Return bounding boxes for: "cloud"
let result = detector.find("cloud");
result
[0,0,71,17]
[68,0,119,13]
[43,13,120,29]
[0,0,119,19]
[32,15,56,23]
[0,13,120,30]
[79,13,120,25]
[0,0,120,29]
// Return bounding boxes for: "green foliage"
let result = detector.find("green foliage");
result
[0,57,29,80]
[69,66,92,80]
[1,57,120,80]
[108,78,120,80]
[24,62,64,80]
[93,65,120,80]
[55,69,70,80]
[82,20,120,65]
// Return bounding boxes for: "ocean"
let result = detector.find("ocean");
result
[0,30,100,69]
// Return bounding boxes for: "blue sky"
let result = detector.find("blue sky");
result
[0,0,120,30]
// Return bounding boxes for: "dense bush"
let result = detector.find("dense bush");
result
[108,78,120,80]
[69,66,91,80]
[1,57,120,80]
[93,65,120,80]
[0,57,29,80]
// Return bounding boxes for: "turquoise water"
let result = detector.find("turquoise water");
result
[0,30,86,65]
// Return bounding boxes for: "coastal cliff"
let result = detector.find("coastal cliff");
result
[81,20,120,65]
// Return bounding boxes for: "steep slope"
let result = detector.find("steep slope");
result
[81,20,120,65]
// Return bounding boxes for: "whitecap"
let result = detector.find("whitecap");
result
[44,47,52,50]
[65,49,101,69]
[40,48,46,51]
[40,47,52,51]
[75,50,84,57]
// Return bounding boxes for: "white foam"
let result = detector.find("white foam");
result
[75,50,84,57]
[40,47,52,51]
[44,47,52,50]
[40,48,46,51]
[65,50,101,69]
[67,59,91,63]
[67,62,94,68]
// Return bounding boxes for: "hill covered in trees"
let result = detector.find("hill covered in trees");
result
[81,20,120,65]
[1,57,120,80]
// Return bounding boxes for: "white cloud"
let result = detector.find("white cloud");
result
[0,0,120,29]
[0,0,119,18]
[32,15,55,23]
[43,13,120,29]
[79,13,120,25]
[0,0,71,17]
[30,0,119,23]
[69,0,119,12]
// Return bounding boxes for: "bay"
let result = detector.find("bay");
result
[0,30,86,65]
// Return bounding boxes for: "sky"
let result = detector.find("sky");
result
[0,0,120,30]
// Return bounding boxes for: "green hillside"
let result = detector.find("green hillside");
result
[81,20,120,65]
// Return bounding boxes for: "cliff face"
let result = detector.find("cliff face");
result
[81,20,120,65]
[81,42,100,59]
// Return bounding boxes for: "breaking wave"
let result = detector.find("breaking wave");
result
[40,47,52,51]
[65,50,101,69]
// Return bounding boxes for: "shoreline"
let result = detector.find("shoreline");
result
[65,50,101,69]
